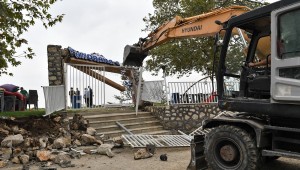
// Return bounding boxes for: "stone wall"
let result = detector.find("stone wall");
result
[47,45,64,86]
[147,104,220,133]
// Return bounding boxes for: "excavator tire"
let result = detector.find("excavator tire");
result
[204,125,261,170]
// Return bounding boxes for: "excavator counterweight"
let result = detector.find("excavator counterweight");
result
[123,45,148,67]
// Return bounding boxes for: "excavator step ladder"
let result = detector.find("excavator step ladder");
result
[187,135,208,170]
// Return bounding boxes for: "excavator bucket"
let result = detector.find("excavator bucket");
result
[187,135,208,170]
[123,45,148,67]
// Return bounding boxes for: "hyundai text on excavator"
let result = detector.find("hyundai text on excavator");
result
[123,0,300,169]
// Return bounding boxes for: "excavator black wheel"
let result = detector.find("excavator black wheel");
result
[204,125,261,170]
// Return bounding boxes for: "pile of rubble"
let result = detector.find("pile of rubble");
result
[0,113,122,169]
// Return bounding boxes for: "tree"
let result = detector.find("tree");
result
[0,0,64,76]
[143,0,268,78]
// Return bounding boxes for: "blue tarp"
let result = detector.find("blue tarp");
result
[68,47,120,66]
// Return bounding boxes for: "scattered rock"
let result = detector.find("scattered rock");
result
[37,150,52,161]
[1,148,12,159]
[13,147,23,155]
[0,128,9,136]
[11,156,20,164]
[70,114,89,131]
[97,144,114,158]
[113,137,124,148]
[23,138,32,147]
[1,134,24,147]
[86,127,96,136]
[69,150,81,159]
[39,137,48,148]
[83,149,91,154]
[53,153,72,168]
[73,139,81,146]
[2,124,11,131]
[19,154,30,164]
[11,125,19,134]
[18,128,27,135]
[0,160,7,168]
[134,148,153,160]
[53,116,62,123]
[52,137,71,149]
[80,134,97,145]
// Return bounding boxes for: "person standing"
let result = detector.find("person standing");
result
[88,86,93,108]
[76,88,80,96]
[20,87,28,110]
[69,87,75,108]
[84,88,90,107]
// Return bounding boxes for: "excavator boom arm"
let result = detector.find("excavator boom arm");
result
[123,6,250,66]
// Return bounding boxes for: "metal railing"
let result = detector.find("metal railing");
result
[66,64,106,109]
[168,81,240,105]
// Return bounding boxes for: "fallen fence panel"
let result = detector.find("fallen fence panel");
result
[122,134,190,148]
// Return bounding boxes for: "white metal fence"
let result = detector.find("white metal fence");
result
[66,64,107,109]
[141,80,165,103]
[43,85,66,116]
[168,81,240,105]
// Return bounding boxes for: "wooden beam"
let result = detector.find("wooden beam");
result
[65,57,132,77]
[73,66,125,92]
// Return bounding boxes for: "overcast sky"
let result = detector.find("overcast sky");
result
[0,0,279,107]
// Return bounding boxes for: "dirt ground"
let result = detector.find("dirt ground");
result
[5,147,300,170]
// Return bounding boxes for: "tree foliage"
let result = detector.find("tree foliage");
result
[0,0,64,76]
[143,0,268,77]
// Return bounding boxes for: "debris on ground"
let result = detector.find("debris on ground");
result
[134,148,153,160]
[97,143,114,158]
[146,144,156,155]
[160,154,167,161]
[0,113,122,169]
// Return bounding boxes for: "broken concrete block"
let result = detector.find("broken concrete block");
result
[86,127,97,136]
[19,154,30,164]
[37,150,52,161]
[1,134,24,147]
[97,144,114,158]
[134,148,153,160]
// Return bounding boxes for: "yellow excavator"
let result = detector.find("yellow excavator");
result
[124,0,300,169]
[123,5,270,67]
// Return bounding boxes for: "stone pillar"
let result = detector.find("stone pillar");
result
[47,45,64,86]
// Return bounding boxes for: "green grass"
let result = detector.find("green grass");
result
[0,109,45,118]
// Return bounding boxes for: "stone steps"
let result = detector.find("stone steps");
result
[79,112,151,122]
[98,126,169,138]
[89,116,158,127]
[94,120,161,132]
[72,111,170,138]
